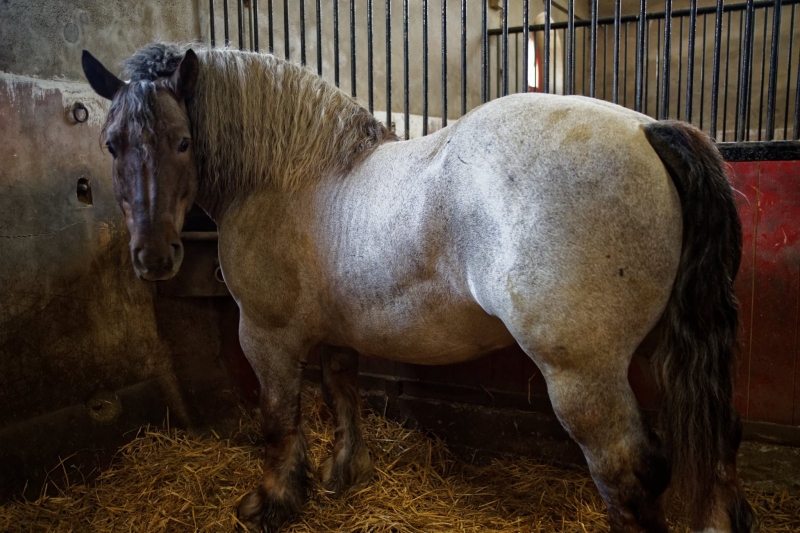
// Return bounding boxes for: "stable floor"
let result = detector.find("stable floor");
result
[1,390,798,532]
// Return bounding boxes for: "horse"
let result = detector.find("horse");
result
[81,42,755,532]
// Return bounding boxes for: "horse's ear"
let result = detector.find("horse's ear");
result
[170,49,199,101]
[81,50,123,100]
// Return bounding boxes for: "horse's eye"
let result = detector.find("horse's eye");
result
[106,142,117,158]
[178,138,190,152]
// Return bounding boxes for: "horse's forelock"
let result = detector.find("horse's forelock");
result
[123,42,187,82]
[102,81,158,153]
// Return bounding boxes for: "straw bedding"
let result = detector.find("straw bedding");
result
[1,389,797,532]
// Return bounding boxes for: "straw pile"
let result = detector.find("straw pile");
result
[1,389,798,532]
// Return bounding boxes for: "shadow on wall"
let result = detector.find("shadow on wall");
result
[0,74,237,502]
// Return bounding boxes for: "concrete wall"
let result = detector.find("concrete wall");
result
[0,0,236,501]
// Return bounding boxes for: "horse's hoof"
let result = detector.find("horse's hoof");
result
[236,487,297,533]
[319,456,344,494]
[319,449,374,494]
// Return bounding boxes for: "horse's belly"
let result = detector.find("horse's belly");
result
[336,304,516,365]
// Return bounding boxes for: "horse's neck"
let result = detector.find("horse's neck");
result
[194,182,226,223]
[195,125,449,224]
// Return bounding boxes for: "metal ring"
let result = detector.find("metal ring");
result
[72,102,89,124]
[214,266,225,283]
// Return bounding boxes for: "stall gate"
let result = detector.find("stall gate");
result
[167,0,800,446]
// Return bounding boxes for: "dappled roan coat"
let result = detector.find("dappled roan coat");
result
[82,43,754,533]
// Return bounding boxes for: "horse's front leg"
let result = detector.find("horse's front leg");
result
[319,346,373,493]
[236,321,311,533]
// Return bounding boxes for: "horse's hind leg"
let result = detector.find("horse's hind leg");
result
[542,362,671,533]
[319,345,373,493]
[697,415,755,532]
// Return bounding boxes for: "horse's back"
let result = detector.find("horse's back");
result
[444,94,683,363]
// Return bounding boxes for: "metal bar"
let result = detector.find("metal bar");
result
[317,0,322,75]
[562,27,567,95]
[566,0,575,94]
[500,31,505,98]
[718,140,800,161]
[645,20,650,115]
[268,0,274,53]
[237,0,243,49]
[746,7,756,139]
[544,0,551,94]
[710,0,723,138]
[523,0,529,93]
[210,0,216,47]
[624,22,628,106]
[515,32,519,93]
[350,0,356,97]
[723,10,733,141]
[757,7,769,140]
[590,0,598,97]
[785,4,796,138]
[765,0,782,140]
[253,0,259,52]
[603,25,607,100]
[737,0,754,142]
[386,0,392,129]
[368,0,374,113]
[423,0,428,135]
[482,0,488,102]
[460,0,467,113]
[661,0,671,119]
[582,27,586,95]
[795,48,800,139]
[442,0,447,124]
[655,18,661,114]
[224,0,230,46]
[284,0,290,59]
[686,0,697,122]
[300,0,306,64]
[404,0,409,139]
[334,0,340,86]
[613,0,621,103]
[677,15,683,120]
[700,14,707,129]
[502,0,509,96]
[635,0,647,111]
[735,11,743,137]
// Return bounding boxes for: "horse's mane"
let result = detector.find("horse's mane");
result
[119,42,397,197]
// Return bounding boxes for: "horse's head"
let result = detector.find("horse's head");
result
[81,49,199,281]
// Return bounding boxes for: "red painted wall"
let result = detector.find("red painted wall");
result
[729,160,800,426]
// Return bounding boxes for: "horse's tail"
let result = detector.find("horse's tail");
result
[642,121,743,522]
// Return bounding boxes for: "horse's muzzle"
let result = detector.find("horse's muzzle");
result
[131,241,184,281]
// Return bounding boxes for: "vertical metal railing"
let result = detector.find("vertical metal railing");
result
[403,0,409,139]
[368,0,374,113]
[386,0,392,129]
[422,0,428,135]
[461,0,468,113]
[205,0,800,144]
[613,0,621,104]
[710,0,723,138]
[350,0,356,96]
[442,0,448,125]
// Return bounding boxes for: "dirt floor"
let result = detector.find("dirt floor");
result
[1,390,798,532]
